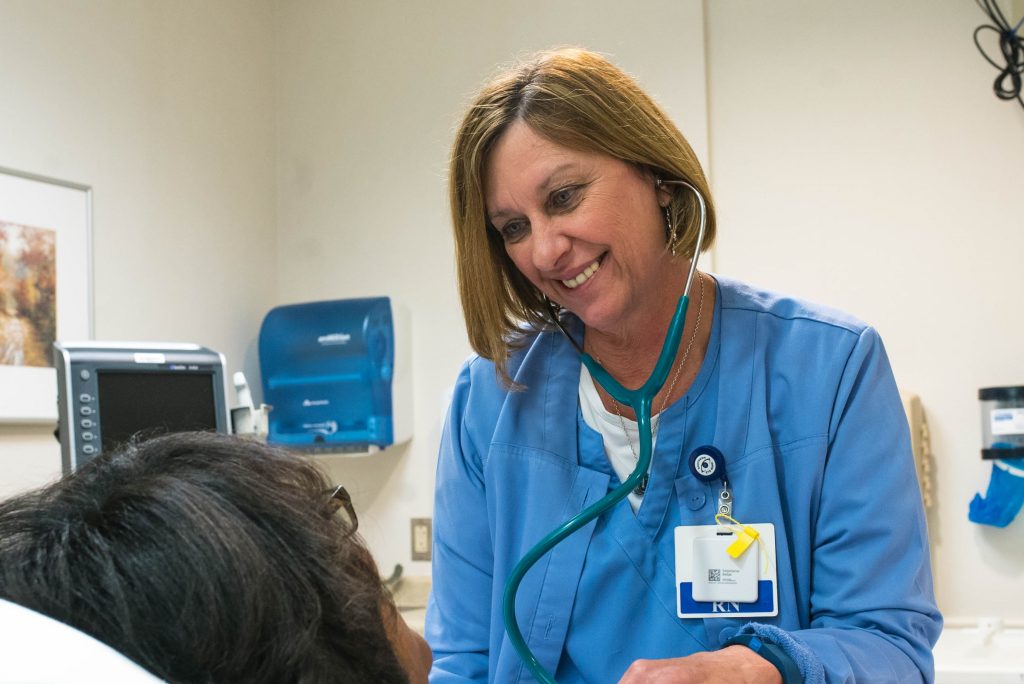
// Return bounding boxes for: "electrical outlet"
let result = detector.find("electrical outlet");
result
[411,518,432,561]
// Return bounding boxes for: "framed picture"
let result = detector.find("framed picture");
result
[0,166,92,424]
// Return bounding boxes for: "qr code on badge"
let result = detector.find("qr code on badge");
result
[709,569,721,582]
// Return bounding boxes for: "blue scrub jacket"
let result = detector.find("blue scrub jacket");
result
[427,276,942,683]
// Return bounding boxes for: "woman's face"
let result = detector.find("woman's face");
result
[484,120,677,338]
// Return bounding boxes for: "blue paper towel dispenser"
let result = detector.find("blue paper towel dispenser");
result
[258,297,411,453]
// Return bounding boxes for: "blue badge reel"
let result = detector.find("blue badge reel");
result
[688,445,726,484]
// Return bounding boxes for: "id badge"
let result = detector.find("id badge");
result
[675,523,779,619]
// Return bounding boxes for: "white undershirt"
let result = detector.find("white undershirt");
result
[578,363,660,513]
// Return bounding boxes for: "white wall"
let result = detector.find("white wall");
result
[3,0,1019,624]
[273,0,708,577]
[706,1,1024,620]
[0,1,278,492]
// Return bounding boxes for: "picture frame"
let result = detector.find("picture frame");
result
[0,166,92,424]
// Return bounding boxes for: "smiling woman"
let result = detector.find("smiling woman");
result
[427,47,941,684]
[485,120,680,351]
[450,48,715,390]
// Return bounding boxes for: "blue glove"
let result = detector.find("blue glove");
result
[969,460,1024,527]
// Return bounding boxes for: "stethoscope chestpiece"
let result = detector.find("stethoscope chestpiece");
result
[687,445,727,485]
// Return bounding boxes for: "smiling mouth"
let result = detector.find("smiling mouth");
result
[561,256,603,289]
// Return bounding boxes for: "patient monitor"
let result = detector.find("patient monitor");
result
[54,342,230,473]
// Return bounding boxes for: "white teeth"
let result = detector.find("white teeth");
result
[562,259,601,289]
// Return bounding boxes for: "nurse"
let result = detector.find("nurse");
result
[427,47,941,683]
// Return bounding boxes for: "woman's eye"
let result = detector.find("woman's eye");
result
[550,186,577,209]
[499,221,527,242]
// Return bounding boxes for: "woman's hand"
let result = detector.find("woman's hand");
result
[617,645,782,684]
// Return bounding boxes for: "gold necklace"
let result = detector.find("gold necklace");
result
[609,272,706,495]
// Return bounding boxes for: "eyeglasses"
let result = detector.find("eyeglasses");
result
[327,484,358,532]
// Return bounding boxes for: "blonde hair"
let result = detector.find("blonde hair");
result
[449,47,716,385]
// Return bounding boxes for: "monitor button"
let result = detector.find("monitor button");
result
[79,406,94,416]
[82,445,96,455]
[81,432,95,441]
[79,370,91,381]
[79,393,93,403]
[80,419,93,429]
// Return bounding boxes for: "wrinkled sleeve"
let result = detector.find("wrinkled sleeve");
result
[740,327,942,683]
[426,361,493,683]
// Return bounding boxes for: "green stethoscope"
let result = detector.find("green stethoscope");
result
[501,180,708,683]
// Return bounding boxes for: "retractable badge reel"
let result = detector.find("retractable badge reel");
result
[688,445,732,517]
[677,445,780,619]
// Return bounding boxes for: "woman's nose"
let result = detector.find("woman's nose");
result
[530,220,572,273]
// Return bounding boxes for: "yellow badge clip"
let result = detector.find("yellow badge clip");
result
[725,524,759,559]
[715,513,763,563]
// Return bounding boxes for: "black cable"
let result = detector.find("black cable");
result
[973,0,1024,110]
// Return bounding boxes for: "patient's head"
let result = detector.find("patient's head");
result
[0,432,418,683]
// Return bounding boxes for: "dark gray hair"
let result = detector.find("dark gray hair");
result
[0,432,408,684]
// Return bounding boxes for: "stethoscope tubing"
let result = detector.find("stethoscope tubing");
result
[501,181,708,683]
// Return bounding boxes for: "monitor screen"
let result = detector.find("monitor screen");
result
[97,371,218,451]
